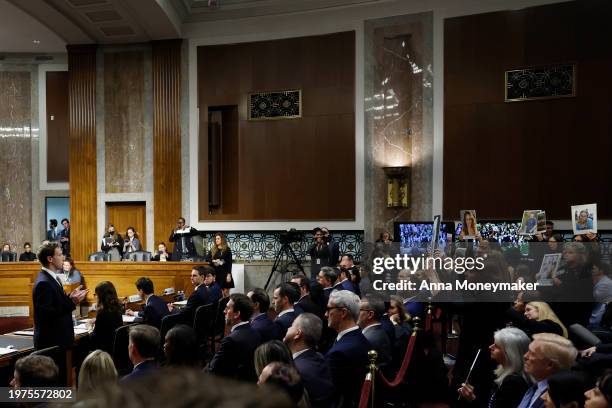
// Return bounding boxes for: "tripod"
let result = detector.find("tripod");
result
[264,242,304,290]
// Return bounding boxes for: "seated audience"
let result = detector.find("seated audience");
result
[78,350,118,400]
[91,281,123,354]
[509,301,568,338]
[358,294,392,369]
[19,242,37,261]
[254,340,294,377]
[163,324,199,367]
[458,327,531,408]
[284,312,334,408]
[333,263,356,293]
[248,288,279,343]
[517,333,577,408]
[585,371,612,408]
[1,243,15,262]
[541,371,588,408]
[126,277,169,329]
[101,224,123,261]
[123,227,142,258]
[590,261,612,329]
[10,355,58,388]
[168,266,214,323]
[291,273,321,316]
[273,282,299,339]
[258,362,306,407]
[152,242,172,262]
[123,325,160,382]
[62,257,82,284]
[203,267,223,303]
[325,290,370,407]
[206,293,261,381]
[317,266,338,301]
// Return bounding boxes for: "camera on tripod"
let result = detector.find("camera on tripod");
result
[279,228,303,245]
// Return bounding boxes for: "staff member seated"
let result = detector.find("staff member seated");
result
[126,277,169,329]
[168,266,215,323]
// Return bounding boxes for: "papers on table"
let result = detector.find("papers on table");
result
[173,300,187,306]
[0,347,16,355]
[123,315,141,323]
[74,327,89,335]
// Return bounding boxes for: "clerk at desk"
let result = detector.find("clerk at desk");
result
[126,277,169,329]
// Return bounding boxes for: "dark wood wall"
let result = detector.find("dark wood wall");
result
[198,31,355,221]
[68,45,97,261]
[45,71,69,183]
[444,0,612,219]
[152,40,182,248]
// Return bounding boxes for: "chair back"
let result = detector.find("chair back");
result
[160,313,187,345]
[88,252,110,262]
[31,346,66,386]
[214,297,230,337]
[127,251,152,262]
[193,303,215,345]
[569,323,602,349]
[112,323,137,376]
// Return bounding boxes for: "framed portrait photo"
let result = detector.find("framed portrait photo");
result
[571,203,597,235]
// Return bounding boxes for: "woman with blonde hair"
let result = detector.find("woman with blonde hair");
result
[78,350,117,399]
[509,300,567,338]
[206,233,233,296]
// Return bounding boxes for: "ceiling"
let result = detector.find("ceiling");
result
[0,0,385,53]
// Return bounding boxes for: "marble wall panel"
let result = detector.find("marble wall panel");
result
[0,71,32,250]
[104,51,145,193]
[364,13,433,241]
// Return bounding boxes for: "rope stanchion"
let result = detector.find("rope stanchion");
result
[377,316,420,388]
[425,302,433,331]
[358,350,378,408]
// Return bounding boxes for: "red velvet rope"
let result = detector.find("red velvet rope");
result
[358,378,372,408]
[425,309,432,331]
[377,331,418,388]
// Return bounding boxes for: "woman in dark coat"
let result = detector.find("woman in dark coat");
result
[207,233,233,296]
[91,281,123,354]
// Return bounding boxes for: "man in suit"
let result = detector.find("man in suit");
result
[517,333,578,408]
[291,274,321,317]
[206,293,261,381]
[317,266,338,302]
[325,290,371,408]
[59,218,70,257]
[308,227,334,281]
[169,217,198,261]
[273,282,300,339]
[32,243,88,350]
[333,266,356,293]
[284,313,334,408]
[168,266,214,324]
[357,294,392,370]
[126,277,169,329]
[123,325,160,382]
[247,288,279,343]
[204,268,223,304]
[321,227,340,266]
[46,219,60,242]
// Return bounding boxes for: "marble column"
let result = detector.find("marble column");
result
[364,13,433,241]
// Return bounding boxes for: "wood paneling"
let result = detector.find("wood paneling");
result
[68,45,97,261]
[46,71,69,183]
[197,31,355,221]
[152,40,182,251]
[443,1,612,219]
[106,202,147,250]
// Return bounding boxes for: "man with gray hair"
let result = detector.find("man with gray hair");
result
[358,294,392,369]
[284,313,334,408]
[324,290,371,407]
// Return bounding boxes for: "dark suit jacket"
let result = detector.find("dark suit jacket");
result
[362,324,392,367]
[91,309,123,354]
[294,349,334,408]
[294,294,319,316]
[325,328,370,407]
[169,227,198,260]
[60,228,70,257]
[177,285,212,323]
[33,269,75,350]
[492,373,530,408]
[122,360,158,382]
[274,310,297,340]
[207,322,261,381]
[206,282,223,304]
[138,295,169,329]
[251,313,279,343]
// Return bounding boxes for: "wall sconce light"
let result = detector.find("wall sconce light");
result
[383,166,410,208]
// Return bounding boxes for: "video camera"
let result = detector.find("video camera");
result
[279,228,303,245]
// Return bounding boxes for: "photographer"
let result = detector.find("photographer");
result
[152,242,172,262]
[321,227,340,265]
[101,223,123,261]
[308,227,334,281]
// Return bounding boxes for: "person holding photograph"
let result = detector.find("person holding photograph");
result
[460,210,481,241]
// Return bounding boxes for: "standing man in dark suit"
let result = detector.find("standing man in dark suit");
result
[59,218,70,257]
[357,295,392,369]
[122,325,160,382]
[203,268,223,304]
[321,227,340,266]
[317,266,338,302]
[273,282,299,339]
[169,217,198,261]
[291,274,322,317]
[33,243,88,350]
[247,288,279,343]
[46,219,60,243]
[308,228,334,281]
[325,290,371,408]
[168,266,214,324]
[206,293,261,382]
[284,313,334,408]
[125,277,169,329]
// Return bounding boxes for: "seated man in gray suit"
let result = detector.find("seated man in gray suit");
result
[357,294,392,371]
